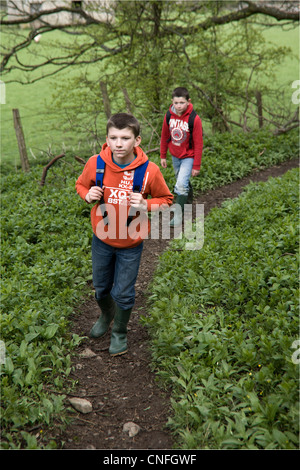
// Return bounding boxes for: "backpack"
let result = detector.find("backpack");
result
[166,109,197,149]
[95,154,149,226]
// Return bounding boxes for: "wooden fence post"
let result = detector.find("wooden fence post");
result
[12,108,30,172]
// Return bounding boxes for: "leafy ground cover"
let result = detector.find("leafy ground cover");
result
[0,159,92,448]
[143,168,299,449]
[0,130,298,449]
[149,129,299,195]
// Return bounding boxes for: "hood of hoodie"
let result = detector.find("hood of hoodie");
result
[100,143,148,172]
[170,102,193,119]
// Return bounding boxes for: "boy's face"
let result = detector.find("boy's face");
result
[106,126,141,164]
[172,96,191,116]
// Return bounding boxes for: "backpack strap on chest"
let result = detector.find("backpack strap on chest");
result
[96,154,108,224]
[96,155,149,228]
[132,160,149,192]
[96,154,105,188]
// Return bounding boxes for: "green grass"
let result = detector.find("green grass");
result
[0,29,96,165]
[261,24,299,85]
[1,76,70,165]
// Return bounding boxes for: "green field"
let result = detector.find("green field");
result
[0,24,299,165]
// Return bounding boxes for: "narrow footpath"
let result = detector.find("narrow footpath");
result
[56,158,299,450]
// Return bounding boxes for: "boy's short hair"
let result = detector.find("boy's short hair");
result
[106,113,140,138]
[172,87,190,101]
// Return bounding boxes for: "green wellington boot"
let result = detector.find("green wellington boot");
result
[170,194,188,227]
[90,294,116,338]
[109,306,132,356]
[187,182,193,204]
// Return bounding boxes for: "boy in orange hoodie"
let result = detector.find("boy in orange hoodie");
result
[76,113,173,356]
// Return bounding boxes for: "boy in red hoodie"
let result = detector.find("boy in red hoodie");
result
[160,87,203,226]
[76,113,173,356]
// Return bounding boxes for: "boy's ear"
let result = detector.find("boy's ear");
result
[135,135,142,146]
[106,135,110,147]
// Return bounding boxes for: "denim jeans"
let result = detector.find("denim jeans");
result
[92,234,143,310]
[172,156,194,196]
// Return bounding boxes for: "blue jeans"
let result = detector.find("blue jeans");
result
[92,235,143,310]
[172,156,194,196]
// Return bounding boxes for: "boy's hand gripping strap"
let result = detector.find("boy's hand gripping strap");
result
[126,160,149,227]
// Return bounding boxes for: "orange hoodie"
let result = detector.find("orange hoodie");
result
[76,144,173,248]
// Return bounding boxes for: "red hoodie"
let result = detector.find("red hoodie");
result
[76,144,173,249]
[160,103,203,170]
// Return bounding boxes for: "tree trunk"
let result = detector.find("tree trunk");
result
[100,81,111,119]
[256,90,263,128]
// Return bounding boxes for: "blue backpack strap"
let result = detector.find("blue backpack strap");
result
[96,154,105,187]
[95,154,108,224]
[132,160,149,192]
[127,160,149,226]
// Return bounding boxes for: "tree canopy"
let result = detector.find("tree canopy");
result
[1,1,299,137]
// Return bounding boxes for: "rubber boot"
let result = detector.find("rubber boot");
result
[170,194,188,227]
[90,294,115,338]
[187,182,193,204]
[109,306,132,356]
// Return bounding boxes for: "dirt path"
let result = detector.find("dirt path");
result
[56,158,298,450]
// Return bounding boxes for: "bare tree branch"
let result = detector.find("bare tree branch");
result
[40,153,65,186]
[1,4,100,26]
[1,1,298,76]
[168,0,299,35]
[273,109,300,135]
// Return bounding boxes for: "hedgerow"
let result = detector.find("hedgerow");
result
[143,168,299,449]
